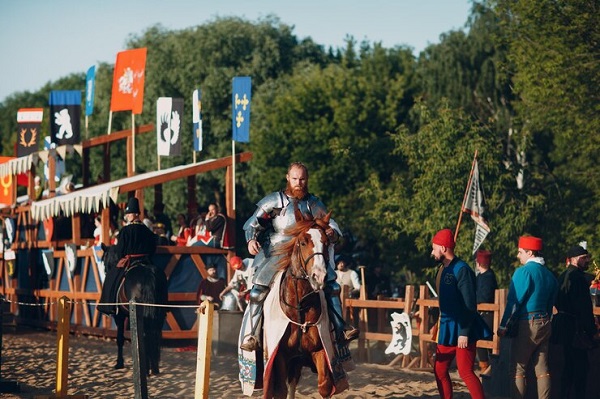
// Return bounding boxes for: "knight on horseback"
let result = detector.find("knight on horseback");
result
[98,197,158,315]
[239,162,359,352]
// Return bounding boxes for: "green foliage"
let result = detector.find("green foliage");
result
[1,5,599,288]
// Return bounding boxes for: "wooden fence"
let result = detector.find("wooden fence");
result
[0,245,226,340]
[343,285,600,368]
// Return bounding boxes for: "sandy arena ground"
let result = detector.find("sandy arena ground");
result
[0,327,478,398]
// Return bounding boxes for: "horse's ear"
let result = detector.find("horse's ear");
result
[323,211,332,224]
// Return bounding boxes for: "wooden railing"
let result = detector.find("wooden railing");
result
[343,285,600,367]
[0,245,227,340]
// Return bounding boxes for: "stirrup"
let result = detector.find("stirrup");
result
[337,327,359,344]
[240,335,260,352]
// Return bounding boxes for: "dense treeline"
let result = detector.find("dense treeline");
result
[1,2,598,288]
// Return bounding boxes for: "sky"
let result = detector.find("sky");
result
[0,0,472,103]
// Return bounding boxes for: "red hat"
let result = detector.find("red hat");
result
[476,250,492,266]
[518,236,542,251]
[230,256,243,270]
[432,229,455,249]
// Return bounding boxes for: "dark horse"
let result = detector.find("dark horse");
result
[101,244,168,375]
[266,214,339,399]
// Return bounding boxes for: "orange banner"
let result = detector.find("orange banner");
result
[110,48,147,114]
[0,156,14,206]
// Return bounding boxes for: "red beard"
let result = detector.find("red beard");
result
[286,182,309,199]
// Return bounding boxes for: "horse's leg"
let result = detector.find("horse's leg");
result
[146,317,161,375]
[270,352,289,399]
[114,313,125,369]
[312,350,334,398]
[286,362,302,399]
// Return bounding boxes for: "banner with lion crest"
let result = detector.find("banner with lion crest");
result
[49,90,81,146]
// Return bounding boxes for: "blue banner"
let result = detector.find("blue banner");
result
[49,90,81,145]
[192,88,202,151]
[232,76,251,143]
[85,65,96,116]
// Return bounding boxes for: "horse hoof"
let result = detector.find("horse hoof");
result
[114,363,124,370]
[151,368,160,375]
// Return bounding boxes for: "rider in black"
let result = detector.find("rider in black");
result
[98,197,158,315]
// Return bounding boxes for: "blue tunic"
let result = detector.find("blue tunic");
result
[437,257,492,346]
[501,259,558,324]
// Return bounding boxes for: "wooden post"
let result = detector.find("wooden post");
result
[194,300,214,399]
[357,265,370,362]
[129,299,148,399]
[34,296,88,398]
[56,296,70,397]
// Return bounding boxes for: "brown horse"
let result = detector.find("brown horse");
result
[265,214,337,399]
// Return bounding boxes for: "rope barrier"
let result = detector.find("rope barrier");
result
[0,296,202,309]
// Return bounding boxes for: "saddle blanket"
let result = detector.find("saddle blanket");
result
[238,271,354,396]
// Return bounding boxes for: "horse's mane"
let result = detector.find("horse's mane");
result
[273,218,325,271]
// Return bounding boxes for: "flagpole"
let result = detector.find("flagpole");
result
[454,149,478,242]
[131,112,136,173]
[85,115,89,139]
[232,140,236,211]
[107,111,113,135]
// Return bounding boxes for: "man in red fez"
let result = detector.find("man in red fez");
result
[499,235,557,399]
[475,250,497,375]
[430,229,490,399]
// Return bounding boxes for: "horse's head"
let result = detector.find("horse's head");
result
[278,214,332,292]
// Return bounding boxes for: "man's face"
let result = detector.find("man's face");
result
[572,254,590,270]
[286,166,308,199]
[336,261,346,271]
[431,243,445,262]
[208,205,217,217]
[206,267,217,277]
[517,248,532,265]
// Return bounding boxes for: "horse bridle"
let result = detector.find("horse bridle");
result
[280,225,329,318]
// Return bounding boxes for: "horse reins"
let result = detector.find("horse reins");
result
[280,229,329,333]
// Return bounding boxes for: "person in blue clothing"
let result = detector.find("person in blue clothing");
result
[431,229,491,399]
[498,236,558,399]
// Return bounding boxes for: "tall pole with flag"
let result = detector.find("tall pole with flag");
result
[85,65,96,138]
[109,48,147,175]
[455,150,491,254]
[231,77,251,211]
[192,88,203,164]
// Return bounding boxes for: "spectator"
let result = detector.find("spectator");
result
[170,213,190,246]
[498,235,558,399]
[551,243,599,398]
[153,223,171,246]
[219,256,254,311]
[153,202,172,239]
[197,264,227,308]
[335,256,361,298]
[204,203,227,248]
[475,249,497,375]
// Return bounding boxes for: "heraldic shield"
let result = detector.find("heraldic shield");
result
[385,312,413,355]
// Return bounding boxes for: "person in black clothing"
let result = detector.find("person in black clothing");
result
[474,249,497,374]
[99,197,158,315]
[205,203,226,248]
[551,243,599,399]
